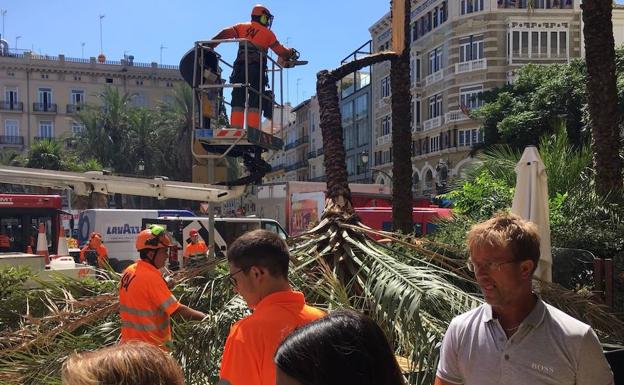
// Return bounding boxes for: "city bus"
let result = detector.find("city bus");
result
[0,194,63,254]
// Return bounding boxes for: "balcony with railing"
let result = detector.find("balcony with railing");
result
[411,124,422,133]
[316,148,324,156]
[33,103,58,113]
[285,160,308,172]
[34,136,54,141]
[294,135,309,148]
[423,116,443,131]
[0,101,23,112]
[424,69,443,86]
[66,104,85,114]
[376,133,391,146]
[0,135,24,145]
[307,150,317,159]
[445,110,469,123]
[455,58,487,74]
[310,175,327,182]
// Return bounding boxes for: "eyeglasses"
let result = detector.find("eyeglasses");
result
[466,258,519,273]
[227,269,245,287]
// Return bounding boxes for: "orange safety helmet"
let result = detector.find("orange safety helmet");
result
[251,4,273,27]
[135,225,172,251]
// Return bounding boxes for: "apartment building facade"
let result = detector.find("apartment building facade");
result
[369,0,600,196]
[0,49,183,154]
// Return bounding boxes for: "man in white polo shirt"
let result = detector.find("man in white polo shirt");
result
[435,213,613,385]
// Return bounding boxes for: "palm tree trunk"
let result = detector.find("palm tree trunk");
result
[317,53,397,213]
[582,0,623,197]
[390,0,414,234]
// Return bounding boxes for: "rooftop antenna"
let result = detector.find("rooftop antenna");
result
[160,43,167,66]
[81,42,85,58]
[98,14,105,62]
[1,10,6,40]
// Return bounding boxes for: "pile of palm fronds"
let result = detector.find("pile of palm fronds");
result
[1,217,623,385]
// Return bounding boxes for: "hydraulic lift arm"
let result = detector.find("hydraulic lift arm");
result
[0,165,244,203]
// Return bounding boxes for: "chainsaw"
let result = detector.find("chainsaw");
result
[280,48,308,68]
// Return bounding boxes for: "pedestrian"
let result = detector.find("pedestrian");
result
[209,4,298,130]
[79,232,108,268]
[183,228,208,266]
[435,212,614,385]
[218,229,325,385]
[61,341,184,385]
[274,309,406,385]
[119,225,206,349]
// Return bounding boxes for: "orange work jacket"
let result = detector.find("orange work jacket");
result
[79,244,108,267]
[219,290,325,385]
[119,260,180,348]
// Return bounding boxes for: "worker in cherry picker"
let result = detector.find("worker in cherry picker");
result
[209,4,298,131]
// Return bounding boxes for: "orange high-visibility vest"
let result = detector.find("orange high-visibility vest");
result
[79,244,108,267]
[119,260,180,348]
[184,241,208,258]
[219,291,325,385]
[231,21,290,58]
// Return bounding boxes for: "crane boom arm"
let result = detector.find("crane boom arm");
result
[0,166,244,203]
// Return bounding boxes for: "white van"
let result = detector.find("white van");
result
[143,216,288,268]
[76,209,196,271]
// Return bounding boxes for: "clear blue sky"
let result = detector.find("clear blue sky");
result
[6,0,390,105]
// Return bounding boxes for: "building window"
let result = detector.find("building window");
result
[381,76,391,98]
[40,73,49,79]
[38,121,54,138]
[460,85,484,110]
[105,78,114,84]
[132,93,147,107]
[430,136,440,153]
[135,80,144,86]
[71,121,84,135]
[509,28,567,59]
[5,87,18,105]
[428,46,443,75]
[70,89,85,105]
[461,0,485,14]
[428,94,442,118]
[4,119,18,137]
[459,35,484,62]
[414,99,421,125]
[381,115,392,136]
[498,0,572,8]
[458,128,483,146]
[38,88,53,107]
[74,75,82,81]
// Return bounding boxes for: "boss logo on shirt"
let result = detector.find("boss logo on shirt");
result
[531,362,554,375]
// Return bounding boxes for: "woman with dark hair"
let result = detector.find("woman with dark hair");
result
[274,309,406,385]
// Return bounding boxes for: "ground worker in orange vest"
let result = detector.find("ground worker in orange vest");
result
[218,229,325,385]
[209,4,298,130]
[119,225,206,349]
[79,232,108,268]
[183,228,208,266]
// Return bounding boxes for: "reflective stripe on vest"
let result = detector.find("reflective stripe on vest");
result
[121,318,170,332]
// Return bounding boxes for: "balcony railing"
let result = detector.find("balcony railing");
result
[285,160,308,172]
[424,69,443,86]
[0,135,24,145]
[295,135,309,148]
[310,175,327,182]
[269,164,285,172]
[33,103,58,113]
[307,151,317,159]
[34,136,54,141]
[423,116,443,131]
[0,101,23,112]
[445,109,469,123]
[316,148,324,156]
[66,104,85,114]
[455,58,487,74]
[376,133,391,146]
[411,124,422,133]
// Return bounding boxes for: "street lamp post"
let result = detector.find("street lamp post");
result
[15,35,21,52]
[360,151,369,183]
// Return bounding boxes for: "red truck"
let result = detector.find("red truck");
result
[354,206,453,238]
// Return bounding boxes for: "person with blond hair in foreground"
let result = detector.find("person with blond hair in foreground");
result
[61,341,184,385]
[435,212,613,385]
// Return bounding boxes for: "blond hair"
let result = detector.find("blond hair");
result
[61,341,184,385]
[466,212,540,269]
